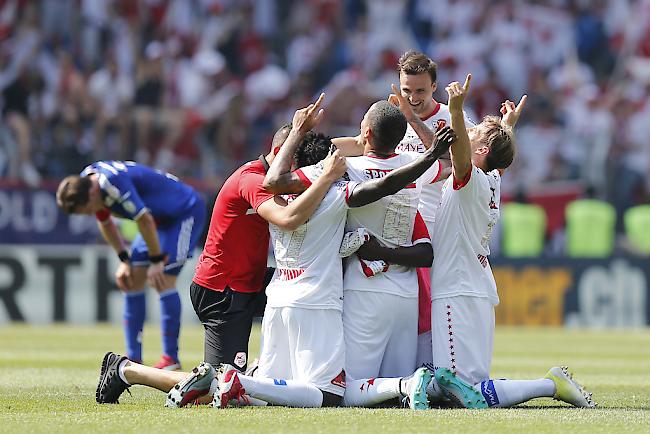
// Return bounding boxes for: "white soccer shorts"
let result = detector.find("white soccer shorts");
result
[343,290,418,380]
[431,296,494,386]
[256,306,346,396]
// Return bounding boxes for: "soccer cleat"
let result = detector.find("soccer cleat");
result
[165,362,216,408]
[96,352,130,404]
[545,366,595,408]
[154,355,182,371]
[213,364,248,408]
[401,367,432,410]
[435,368,488,409]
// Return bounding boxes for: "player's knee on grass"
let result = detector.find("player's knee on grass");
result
[321,390,343,407]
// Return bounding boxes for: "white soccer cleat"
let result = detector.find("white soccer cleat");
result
[545,366,595,408]
[165,362,216,408]
[213,364,248,408]
[401,367,432,410]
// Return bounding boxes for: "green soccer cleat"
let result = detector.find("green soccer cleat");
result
[402,367,432,410]
[435,368,488,409]
[545,366,595,408]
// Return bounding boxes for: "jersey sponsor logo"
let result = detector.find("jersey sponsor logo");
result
[396,142,425,153]
[234,351,247,368]
[363,168,416,188]
[331,370,346,388]
[278,268,305,281]
[273,379,287,386]
[481,380,499,406]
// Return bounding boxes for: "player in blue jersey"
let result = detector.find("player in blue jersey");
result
[56,161,207,370]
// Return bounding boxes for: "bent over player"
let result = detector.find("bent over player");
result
[57,161,206,370]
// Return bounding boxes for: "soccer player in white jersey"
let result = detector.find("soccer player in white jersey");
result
[168,95,456,409]
[258,98,456,410]
[426,74,595,409]
[390,50,476,367]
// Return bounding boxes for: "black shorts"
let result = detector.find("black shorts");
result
[190,277,268,370]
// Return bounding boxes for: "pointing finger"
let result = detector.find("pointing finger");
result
[515,94,528,114]
[463,74,472,92]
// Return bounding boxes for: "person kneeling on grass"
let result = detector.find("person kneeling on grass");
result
[166,98,457,409]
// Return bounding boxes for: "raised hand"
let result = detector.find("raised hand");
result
[321,149,347,181]
[292,93,325,133]
[432,126,457,156]
[446,74,472,113]
[389,83,417,121]
[500,95,527,128]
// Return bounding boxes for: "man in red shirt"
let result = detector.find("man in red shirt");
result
[96,96,347,404]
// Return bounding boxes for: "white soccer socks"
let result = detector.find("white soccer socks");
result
[473,378,555,407]
[236,375,324,408]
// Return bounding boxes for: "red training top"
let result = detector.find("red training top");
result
[193,158,275,293]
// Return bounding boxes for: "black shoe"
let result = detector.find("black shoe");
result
[96,352,130,404]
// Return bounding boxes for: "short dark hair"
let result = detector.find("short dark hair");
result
[293,131,332,168]
[397,50,437,84]
[56,175,92,214]
[480,115,516,171]
[367,100,407,152]
[270,123,293,152]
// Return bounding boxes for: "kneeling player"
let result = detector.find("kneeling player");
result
[168,95,455,408]
[423,75,594,409]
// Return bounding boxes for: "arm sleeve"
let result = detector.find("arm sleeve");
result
[97,173,148,220]
[412,211,431,245]
[418,160,442,187]
[455,165,491,202]
[294,162,325,187]
[239,170,276,210]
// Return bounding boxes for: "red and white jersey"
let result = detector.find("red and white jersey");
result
[430,165,501,305]
[343,154,431,298]
[266,164,358,311]
[395,101,475,224]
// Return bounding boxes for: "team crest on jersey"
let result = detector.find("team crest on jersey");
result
[436,119,447,131]
[123,200,136,214]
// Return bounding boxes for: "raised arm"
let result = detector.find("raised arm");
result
[500,95,527,128]
[331,135,365,157]
[347,127,456,208]
[388,83,436,149]
[263,94,325,194]
[446,74,473,182]
[257,150,347,231]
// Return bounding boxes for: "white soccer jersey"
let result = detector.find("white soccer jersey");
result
[395,102,475,223]
[343,154,431,298]
[430,165,501,305]
[265,170,358,311]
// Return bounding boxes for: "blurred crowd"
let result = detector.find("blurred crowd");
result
[1,0,649,215]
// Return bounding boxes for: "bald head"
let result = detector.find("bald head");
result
[270,123,293,154]
[365,100,407,153]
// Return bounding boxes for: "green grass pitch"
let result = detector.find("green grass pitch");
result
[1,324,648,433]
